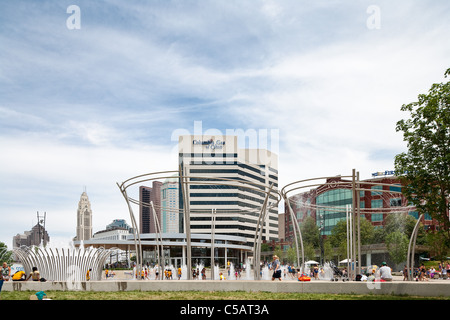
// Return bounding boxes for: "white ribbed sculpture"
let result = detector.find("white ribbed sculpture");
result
[13,244,114,283]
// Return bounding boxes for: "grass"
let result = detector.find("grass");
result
[1,290,449,300]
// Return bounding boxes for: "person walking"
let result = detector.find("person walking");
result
[403,265,408,281]
[270,255,281,281]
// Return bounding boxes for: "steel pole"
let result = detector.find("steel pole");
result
[356,171,361,275]
[283,194,304,274]
[407,214,423,281]
[150,201,163,279]
[180,165,192,280]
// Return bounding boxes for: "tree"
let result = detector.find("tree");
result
[425,230,450,261]
[328,218,375,248]
[384,213,416,236]
[260,243,271,252]
[300,216,320,247]
[395,68,450,243]
[273,246,283,263]
[0,242,13,264]
[286,246,297,265]
[322,239,333,262]
[385,231,409,265]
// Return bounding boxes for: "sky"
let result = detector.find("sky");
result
[1,0,449,247]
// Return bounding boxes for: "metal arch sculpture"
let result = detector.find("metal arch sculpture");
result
[13,245,114,282]
[117,170,177,279]
[116,168,281,280]
[282,170,420,280]
[354,179,418,279]
[407,213,424,281]
[0,247,11,262]
[281,174,355,274]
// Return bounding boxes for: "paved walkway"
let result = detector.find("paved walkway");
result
[103,270,450,283]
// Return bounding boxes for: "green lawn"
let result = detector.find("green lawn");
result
[1,290,448,300]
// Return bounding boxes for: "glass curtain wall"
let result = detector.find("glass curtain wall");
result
[316,189,352,236]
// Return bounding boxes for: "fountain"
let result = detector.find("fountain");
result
[13,243,115,285]
[214,265,220,280]
[318,262,334,281]
[244,259,253,280]
[261,265,270,280]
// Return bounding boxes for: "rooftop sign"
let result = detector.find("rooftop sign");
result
[192,139,225,150]
[371,170,396,177]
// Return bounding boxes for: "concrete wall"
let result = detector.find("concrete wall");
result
[3,280,449,297]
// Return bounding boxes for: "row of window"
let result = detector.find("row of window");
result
[191,216,278,229]
[317,211,433,235]
[189,168,267,184]
[191,223,278,235]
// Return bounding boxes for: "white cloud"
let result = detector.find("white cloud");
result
[1,0,449,246]
[0,133,176,245]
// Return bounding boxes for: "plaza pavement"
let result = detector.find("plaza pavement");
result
[2,271,449,297]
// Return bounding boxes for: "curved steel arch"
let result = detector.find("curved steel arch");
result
[117,169,281,280]
[282,171,418,280]
[281,175,354,274]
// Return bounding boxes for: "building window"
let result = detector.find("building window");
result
[372,213,383,222]
[371,199,383,208]
[389,198,402,207]
[371,185,383,195]
[389,184,402,193]
[315,188,352,236]
[408,211,419,219]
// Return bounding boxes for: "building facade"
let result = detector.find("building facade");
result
[139,181,162,234]
[76,191,92,241]
[284,175,435,240]
[106,219,132,232]
[178,135,279,247]
[13,223,50,248]
[161,177,180,233]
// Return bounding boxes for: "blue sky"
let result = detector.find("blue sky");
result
[1,0,449,246]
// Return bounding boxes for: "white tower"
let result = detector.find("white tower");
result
[76,191,93,241]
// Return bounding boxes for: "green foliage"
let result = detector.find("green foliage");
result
[300,216,320,247]
[260,243,271,252]
[424,230,450,261]
[328,218,375,249]
[385,231,409,265]
[0,242,14,264]
[394,68,450,238]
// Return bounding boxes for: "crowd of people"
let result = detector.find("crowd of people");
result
[0,262,46,294]
[406,262,450,281]
[2,260,450,286]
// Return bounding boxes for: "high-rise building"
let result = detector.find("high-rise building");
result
[76,191,93,241]
[178,135,279,247]
[139,186,151,233]
[161,176,180,233]
[13,223,49,248]
[106,219,132,231]
[139,181,162,233]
